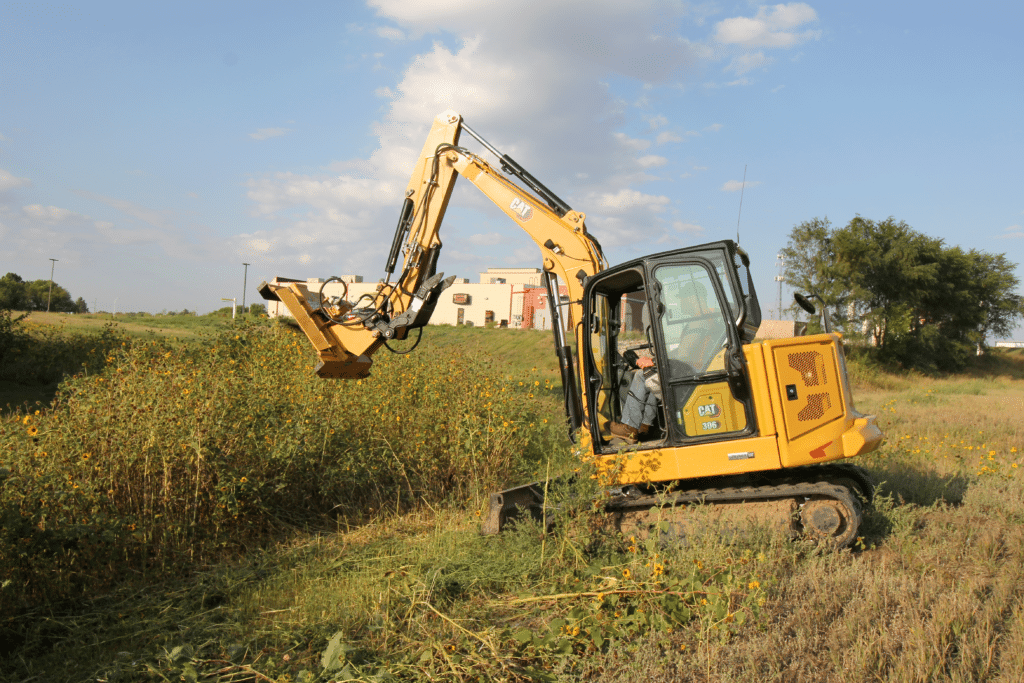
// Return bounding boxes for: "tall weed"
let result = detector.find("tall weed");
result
[0,321,566,611]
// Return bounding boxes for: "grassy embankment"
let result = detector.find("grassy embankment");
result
[1,317,1023,682]
[0,311,242,409]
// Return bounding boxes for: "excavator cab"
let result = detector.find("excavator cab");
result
[583,241,761,453]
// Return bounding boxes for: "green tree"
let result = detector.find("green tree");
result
[967,250,1024,342]
[23,280,75,312]
[0,273,27,311]
[781,216,1023,370]
[779,217,852,332]
[834,216,944,351]
[74,297,89,314]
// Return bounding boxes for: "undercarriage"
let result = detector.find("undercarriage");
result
[482,463,874,549]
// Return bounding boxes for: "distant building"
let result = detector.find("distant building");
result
[995,341,1024,349]
[478,267,542,286]
[756,320,808,339]
[267,272,549,329]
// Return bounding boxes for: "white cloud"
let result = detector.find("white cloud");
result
[77,191,177,231]
[246,172,398,218]
[673,221,704,235]
[0,198,193,269]
[376,26,405,41]
[249,128,292,141]
[646,114,669,130]
[240,1,811,273]
[595,189,670,212]
[721,179,762,192]
[469,232,502,245]
[249,238,273,254]
[709,77,753,88]
[22,204,85,224]
[705,123,723,132]
[0,169,31,192]
[727,51,773,75]
[714,3,820,49]
[997,225,1023,240]
[445,250,483,262]
[94,220,163,245]
[506,246,538,265]
[370,0,700,83]
[614,132,652,152]
[637,155,668,168]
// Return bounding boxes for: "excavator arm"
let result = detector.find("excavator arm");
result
[260,111,607,387]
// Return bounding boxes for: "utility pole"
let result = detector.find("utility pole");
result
[221,298,237,319]
[775,253,785,320]
[242,262,250,314]
[46,258,58,312]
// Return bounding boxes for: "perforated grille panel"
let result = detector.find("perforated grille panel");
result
[773,340,844,442]
[798,392,832,421]
[788,351,827,387]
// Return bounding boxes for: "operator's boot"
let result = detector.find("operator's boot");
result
[610,422,638,442]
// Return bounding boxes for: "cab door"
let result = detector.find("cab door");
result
[646,255,756,444]
[582,244,758,451]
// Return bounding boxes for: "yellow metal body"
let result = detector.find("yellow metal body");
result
[592,334,882,485]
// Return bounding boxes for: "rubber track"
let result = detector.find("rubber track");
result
[602,463,873,545]
[605,463,872,508]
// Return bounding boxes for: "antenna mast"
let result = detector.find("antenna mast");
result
[735,164,747,244]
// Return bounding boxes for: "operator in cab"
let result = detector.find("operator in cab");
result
[611,280,723,442]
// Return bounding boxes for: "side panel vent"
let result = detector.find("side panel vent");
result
[773,342,843,440]
[788,351,827,387]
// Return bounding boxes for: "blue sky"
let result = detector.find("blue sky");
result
[1,1,1022,337]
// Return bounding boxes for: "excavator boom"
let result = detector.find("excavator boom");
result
[260,111,605,383]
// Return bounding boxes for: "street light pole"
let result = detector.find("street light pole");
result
[46,258,58,312]
[242,263,250,314]
[775,254,785,319]
[221,298,237,320]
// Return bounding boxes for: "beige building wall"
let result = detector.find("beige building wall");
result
[478,267,542,286]
[756,319,808,339]
[267,277,522,328]
[432,282,518,326]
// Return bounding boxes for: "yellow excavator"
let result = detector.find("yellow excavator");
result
[259,111,883,547]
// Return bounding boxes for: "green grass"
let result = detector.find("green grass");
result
[18,310,245,337]
[2,327,1024,682]
[0,312,268,412]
